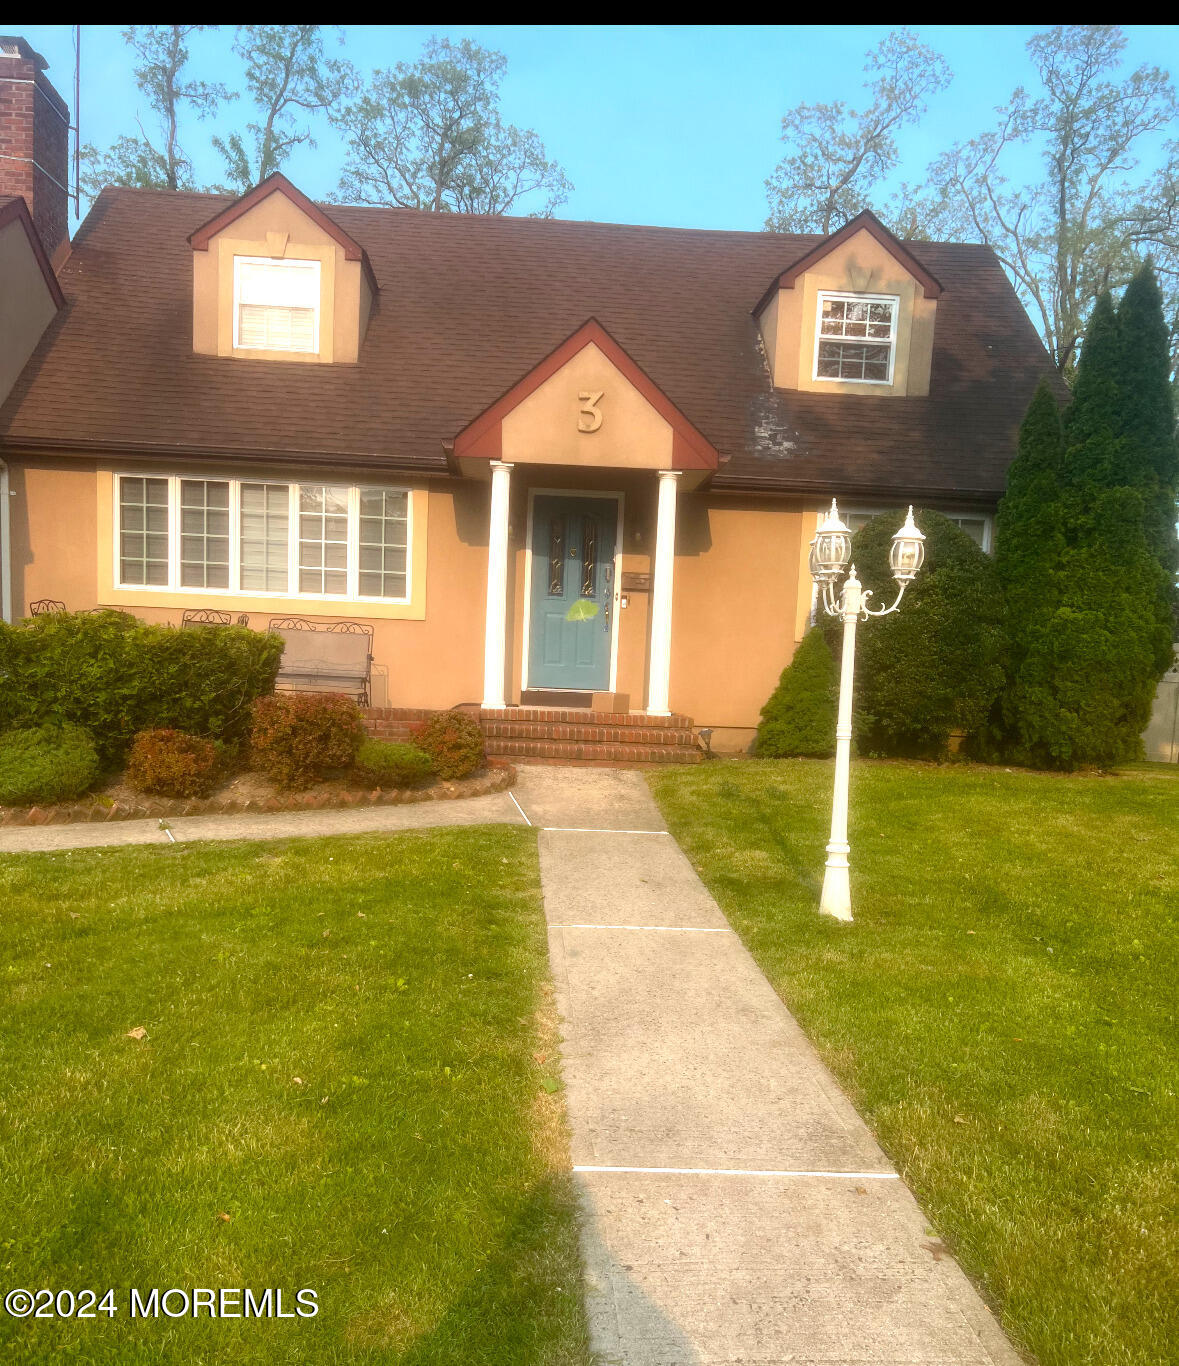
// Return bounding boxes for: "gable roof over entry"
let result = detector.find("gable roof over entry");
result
[451,319,720,474]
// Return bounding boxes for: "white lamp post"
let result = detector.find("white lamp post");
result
[810,500,925,921]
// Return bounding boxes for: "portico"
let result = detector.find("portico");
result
[450,320,718,717]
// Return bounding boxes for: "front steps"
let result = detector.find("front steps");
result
[363,706,702,766]
[481,707,702,766]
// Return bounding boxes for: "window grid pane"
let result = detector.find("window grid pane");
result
[179,480,230,588]
[357,489,408,599]
[119,477,169,585]
[298,485,350,595]
[240,483,289,591]
[817,296,895,382]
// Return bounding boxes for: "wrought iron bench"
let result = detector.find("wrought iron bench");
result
[267,617,374,706]
[29,599,67,615]
[181,608,250,628]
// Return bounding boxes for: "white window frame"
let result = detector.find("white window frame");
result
[813,291,900,386]
[843,505,994,553]
[112,474,412,605]
[231,256,321,354]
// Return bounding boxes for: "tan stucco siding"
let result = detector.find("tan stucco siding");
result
[7,458,811,735]
[0,217,59,402]
[759,227,936,397]
[192,193,371,364]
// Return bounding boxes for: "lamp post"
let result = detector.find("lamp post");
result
[810,500,925,921]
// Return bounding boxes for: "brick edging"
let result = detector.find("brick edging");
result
[0,764,517,828]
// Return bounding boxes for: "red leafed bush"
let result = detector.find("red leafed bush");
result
[414,710,485,780]
[250,692,365,789]
[125,728,219,798]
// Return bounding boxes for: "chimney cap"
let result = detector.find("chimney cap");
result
[0,36,48,70]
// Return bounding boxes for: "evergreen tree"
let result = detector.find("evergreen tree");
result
[1114,262,1179,643]
[1002,291,1170,766]
[756,628,837,758]
[990,382,1066,754]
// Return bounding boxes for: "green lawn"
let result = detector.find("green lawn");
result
[648,759,1178,1366]
[0,828,591,1365]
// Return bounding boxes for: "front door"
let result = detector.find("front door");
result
[527,494,617,691]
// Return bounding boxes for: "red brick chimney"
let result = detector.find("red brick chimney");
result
[0,35,69,260]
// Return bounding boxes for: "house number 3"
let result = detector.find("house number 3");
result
[577,390,603,433]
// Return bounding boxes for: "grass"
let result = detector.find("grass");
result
[648,759,1178,1366]
[0,828,591,1365]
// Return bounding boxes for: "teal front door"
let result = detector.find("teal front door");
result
[527,494,617,691]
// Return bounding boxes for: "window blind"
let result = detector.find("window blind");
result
[236,260,319,353]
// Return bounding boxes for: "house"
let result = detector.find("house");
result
[0,39,1062,759]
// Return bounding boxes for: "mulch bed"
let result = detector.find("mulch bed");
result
[0,763,516,828]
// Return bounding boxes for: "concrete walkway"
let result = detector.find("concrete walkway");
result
[521,767,1022,1366]
[0,767,1023,1362]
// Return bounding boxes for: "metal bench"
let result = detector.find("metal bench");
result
[267,617,374,706]
[28,599,66,615]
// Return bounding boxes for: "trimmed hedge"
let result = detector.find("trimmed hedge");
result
[125,729,220,798]
[353,739,434,788]
[756,629,837,757]
[834,510,1006,757]
[0,613,283,766]
[0,724,101,806]
[415,711,485,779]
[250,692,366,790]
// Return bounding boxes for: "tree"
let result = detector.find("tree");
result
[989,381,1067,756]
[213,26,346,194]
[756,628,837,758]
[837,511,1007,758]
[332,37,571,216]
[765,29,951,236]
[902,27,1179,377]
[996,294,1172,767]
[1114,262,1179,609]
[82,25,229,195]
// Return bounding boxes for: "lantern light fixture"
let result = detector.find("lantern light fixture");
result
[889,506,926,583]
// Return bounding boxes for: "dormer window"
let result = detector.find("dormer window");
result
[814,292,898,384]
[232,256,320,353]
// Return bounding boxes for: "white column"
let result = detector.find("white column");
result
[481,460,513,710]
[647,470,680,716]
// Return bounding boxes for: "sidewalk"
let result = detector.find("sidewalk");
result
[0,766,1023,1362]
[523,767,1022,1366]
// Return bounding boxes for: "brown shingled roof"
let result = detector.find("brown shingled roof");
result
[0,186,1061,501]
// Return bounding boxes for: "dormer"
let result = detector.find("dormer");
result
[189,173,376,364]
[755,210,942,398]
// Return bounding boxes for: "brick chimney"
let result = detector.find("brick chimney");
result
[0,35,69,260]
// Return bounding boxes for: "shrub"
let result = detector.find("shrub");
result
[353,739,434,788]
[0,613,282,765]
[125,729,219,798]
[756,629,837,757]
[834,510,1007,758]
[0,724,100,806]
[415,710,485,779]
[250,692,365,789]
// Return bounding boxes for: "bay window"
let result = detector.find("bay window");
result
[114,475,410,601]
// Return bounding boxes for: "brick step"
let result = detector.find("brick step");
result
[480,706,694,730]
[485,738,701,765]
[483,722,697,747]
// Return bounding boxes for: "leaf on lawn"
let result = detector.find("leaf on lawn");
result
[533,1053,547,1064]
[217,1212,231,1223]
[953,1114,967,1125]
[539,1076,562,1094]
[125,1026,147,1040]
[292,1077,304,1086]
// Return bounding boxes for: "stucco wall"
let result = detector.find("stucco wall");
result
[6,457,808,737]
[0,217,59,402]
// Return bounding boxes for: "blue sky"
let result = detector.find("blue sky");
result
[17,24,1179,231]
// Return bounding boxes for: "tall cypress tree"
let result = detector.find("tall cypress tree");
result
[1010,292,1170,766]
[991,381,1066,757]
[1114,262,1179,658]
